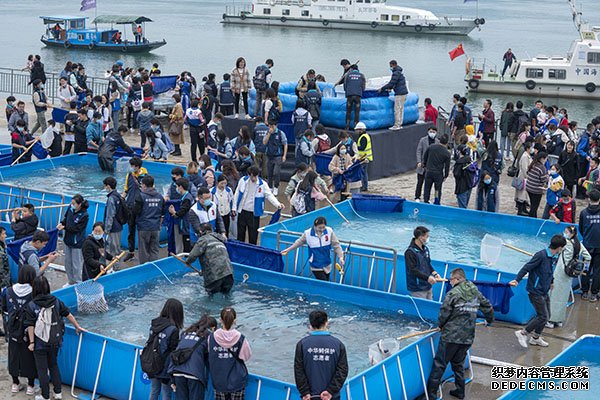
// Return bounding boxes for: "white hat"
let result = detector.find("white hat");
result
[355,122,367,131]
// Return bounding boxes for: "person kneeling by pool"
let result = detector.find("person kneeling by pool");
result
[184,223,234,295]
[281,216,345,282]
[405,226,442,300]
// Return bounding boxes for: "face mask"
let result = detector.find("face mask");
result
[345,139,351,146]
[243,156,252,162]
[484,178,492,185]
[70,205,76,212]
[17,127,24,132]
[152,125,158,131]
[340,149,347,155]
[422,238,429,245]
[93,233,103,241]
[389,67,394,72]
[529,148,535,154]
[202,199,213,208]
[563,233,571,240]
[199,161,205,168]
[428,131,436,139]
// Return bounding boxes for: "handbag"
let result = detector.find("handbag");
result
[168,121,182,136]
[511,177,525,190]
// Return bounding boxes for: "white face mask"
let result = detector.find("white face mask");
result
[428,131,437,139]
[340,149,347,155]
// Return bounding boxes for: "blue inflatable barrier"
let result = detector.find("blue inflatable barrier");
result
[225,240,284,273]
[6,229,59,283]
[445,280,514,314]
[249,81,419,130]
[151,75,178,95]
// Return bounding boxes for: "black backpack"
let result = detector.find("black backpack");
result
[517,113,530,134]
[266,102,281,124]
[140,331,166,377]
[112,192,129,225]
[253,65,269,91]
[563,240,584,278]
[171,337,203,366]
[6,289,27,343]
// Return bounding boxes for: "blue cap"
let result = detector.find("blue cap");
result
[116,60,124,66]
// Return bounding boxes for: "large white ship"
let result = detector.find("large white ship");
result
[222,0,484,36]
[465,0,600,99]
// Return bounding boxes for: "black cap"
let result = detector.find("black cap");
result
[561,188,572,197]
[340,59,350,66]
[32,79,42,86]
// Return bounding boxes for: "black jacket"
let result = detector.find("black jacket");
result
[453,155,473,195]
[558,150,579,185]
[423,143,451,177]
[82,235,113,279]
[11,214,39,240]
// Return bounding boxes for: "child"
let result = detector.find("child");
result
[41,119,62,157]
[169,315,217,400]
[146,298,183,400]
[18,230,57,275]
[207,308,252,400]
[578,157,600,193]
[24,275,86,400]
[185,100,206,163]
[513,122,531,158]
[211,175,234,235]
[549,189,576,224]
[543,164,565,219]
[476,172,497,212]
[218,73,234,116]
[5,95,16,122]
[291,99,312,146]
[296,129,315,167]
[1,265,37,395]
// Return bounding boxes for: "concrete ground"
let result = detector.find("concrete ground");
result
[0,100,598,399]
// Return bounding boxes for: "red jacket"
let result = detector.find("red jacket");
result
[424,104,438,126]
[481,108,495,134]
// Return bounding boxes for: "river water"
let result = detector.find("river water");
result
[1,0,599,121]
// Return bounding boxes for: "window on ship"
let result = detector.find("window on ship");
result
[526,68,544,79]
[392,15,400,22]
[381,14,389,21]
[548,69,566,80]
[301,10,309,17]
[263,8,271,15]
[283,9,290,15]
[587,52,600,64]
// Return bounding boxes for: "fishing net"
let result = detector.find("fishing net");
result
[480,233,503,266]
[75,280,108,314]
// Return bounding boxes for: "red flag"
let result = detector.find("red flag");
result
[449,44,465,61]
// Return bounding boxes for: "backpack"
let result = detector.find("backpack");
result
[291,188,308,215]
[33,299,65,347]
[171,337,203,366]
[6,289,27,343]
[466,161,480,189]
[563,240,584,278]
[140,331,166,377]
[517,113,530,134]
[253,65,269,91]
[266,101,280,124]
[316,136,331,153]
[112,192,129,225]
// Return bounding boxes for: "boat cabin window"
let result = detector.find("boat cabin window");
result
[301,10,309,17]
[282,9,290,16]
[402,15,411,21]
[526,68,543,79]
[69,20,85,29]
[381,14,389,21]
[263,8,271,15]
[548,69,566,80]
[391,15,400,22]
[587,52,600,64]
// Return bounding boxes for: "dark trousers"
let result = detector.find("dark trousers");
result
[361,163,369,191]
[234,92,249,115]
[205,274,234,295]
[267,156,283,189]
[415,172,425,199]
[189,125,205,162]
[174,375,205,400]
[582,249,600,295]
[34,347,62,400]
[345,95,361,129]
[237,210,260,244]
[222,213,231,236]
[427,341,470,398]
[423,172,444,204]
[313,270,330,281]
[220,105,234,116]
[527,192,543,218]
[63,140,74,155]
[127,212,137,253]
[525,293,550,337]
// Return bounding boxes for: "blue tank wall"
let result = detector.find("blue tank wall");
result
[260,197,568,325]
[248,82,419,130]
[52,256,459,400]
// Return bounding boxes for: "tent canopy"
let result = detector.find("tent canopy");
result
[92,15,153,25]
[40,16,87,24]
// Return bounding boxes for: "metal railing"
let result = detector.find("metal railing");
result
[0,183,67,231]
[276,229,398,292]
[0,67,109,104]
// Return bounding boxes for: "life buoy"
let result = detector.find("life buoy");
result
[281,16,287,23]
[241,13,247,20]
[371,21,378,29]
[322,20,329,26]
[474,18,481,25]
[414,24,422,32]
[468,79,479,89]
[585,82,596,93]
[479,18,486,25]
[525,80,536,90]
[87,43,95,50]
[399,21,406,27]
[64,41,71,49]
[428,24,436,31]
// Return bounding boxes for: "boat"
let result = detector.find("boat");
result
[222,0,484,36]
[40,15,166,53]
[465,0,600,99]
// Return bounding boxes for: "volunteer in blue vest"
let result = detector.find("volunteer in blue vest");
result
[404,226,442,299]
[233,165,283,245]
[123,157,147,262]
[185,99,206,163]
[218,73,235,116]
[253,116,269,177]
[579,189,600,302]
[510,234,566,348]
[263,118,288,196]
[292,99,312,146]
[167,178,195,253]
[134,175,165,264]
[343,65,366,131]
[294,310,348,400]
[190,187,226,240]
[253,59,273,118]
[355,122,373,192]
[281,216,344,281]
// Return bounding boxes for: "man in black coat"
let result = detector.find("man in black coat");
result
[423,133,451,204]
[10,204,39,241]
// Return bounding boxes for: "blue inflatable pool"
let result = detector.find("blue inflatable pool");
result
[249,81,419,130]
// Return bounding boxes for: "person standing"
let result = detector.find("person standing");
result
[334,59,352,87]
[579,189,600,302]
[501,48,517,78]
[123,157,147,262]
[169,94,184,157]
[355,122,373,191]
[263,119,288,196]
[134,175,165,264]
[253,116,269,177]
[184,99,206,163]
[167,178,195,254]
[415,127,439,201]
[511,235,567,348]
[253,59,274,118]
[57,195,89,285]
[476,172,498,212]
[478,99,496,145]
[424,98,438,126]
[8,101,29,133]
[233,166,283,245]
[453,145,474,209]
[305,81,322,133]
[281,216,345,281]
[542,164,565,219]
[102,177,125,266]
[57,77,76,110]
[559,140,579,196]
[31,79,49,135]
[514,141,533,216]
[499,102,515,159]
[425,268,494,400]
[218,73,235,116]
[379,60,408,130]
[190,186,226,237]
[343,65,366,130]
[73,109,90,154]
[525,152,548,218]
[231,57,252,118]
[404,226,441,299]
[294,310,349,400]
[423,133,451,205]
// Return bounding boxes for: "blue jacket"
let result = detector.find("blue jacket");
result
[168,332,209,385]
[104,190,123,233]
[305,227,333,269]
[579,204,600,250]
[266,128,287,157]
[343,69,366,98]
[476,181,497,212]
[61,207,89,249]
[86,120,103,149]
[304,89,322,120]
[207,333,248,392]
[577,132,590,159]
[253,123,269,153]
[293,108,311,141]
[135,188,165,231]
[381,66,408,96]
[515,248,558,296]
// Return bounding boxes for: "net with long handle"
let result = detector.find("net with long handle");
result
[75,251,126,314]
[480,234,503,266]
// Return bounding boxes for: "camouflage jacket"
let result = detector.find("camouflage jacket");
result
[186,233,233,287]
[438,281,494,345]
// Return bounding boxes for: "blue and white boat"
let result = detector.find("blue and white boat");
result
[40,15,166,53]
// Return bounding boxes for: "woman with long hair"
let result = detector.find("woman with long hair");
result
[525,152,548,218]
[231,57,252,118]
[57,194,89,285]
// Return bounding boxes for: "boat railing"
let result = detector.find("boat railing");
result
[225,4,253,16]
[0,67,109,104]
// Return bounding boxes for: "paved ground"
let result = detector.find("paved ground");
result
[0,100,597,399]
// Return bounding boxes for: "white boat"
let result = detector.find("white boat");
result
[222,0,484,36]
[465,0,600,99]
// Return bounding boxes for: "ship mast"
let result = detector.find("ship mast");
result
[567,0,588,37]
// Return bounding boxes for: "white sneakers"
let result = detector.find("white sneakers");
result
[515,330,529,348]
[12,384,24,393]
[529,337,549,347]
[273,187,279,196]
[26,385,38,395]
[515,329,550,347]
[389,125,401,131]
